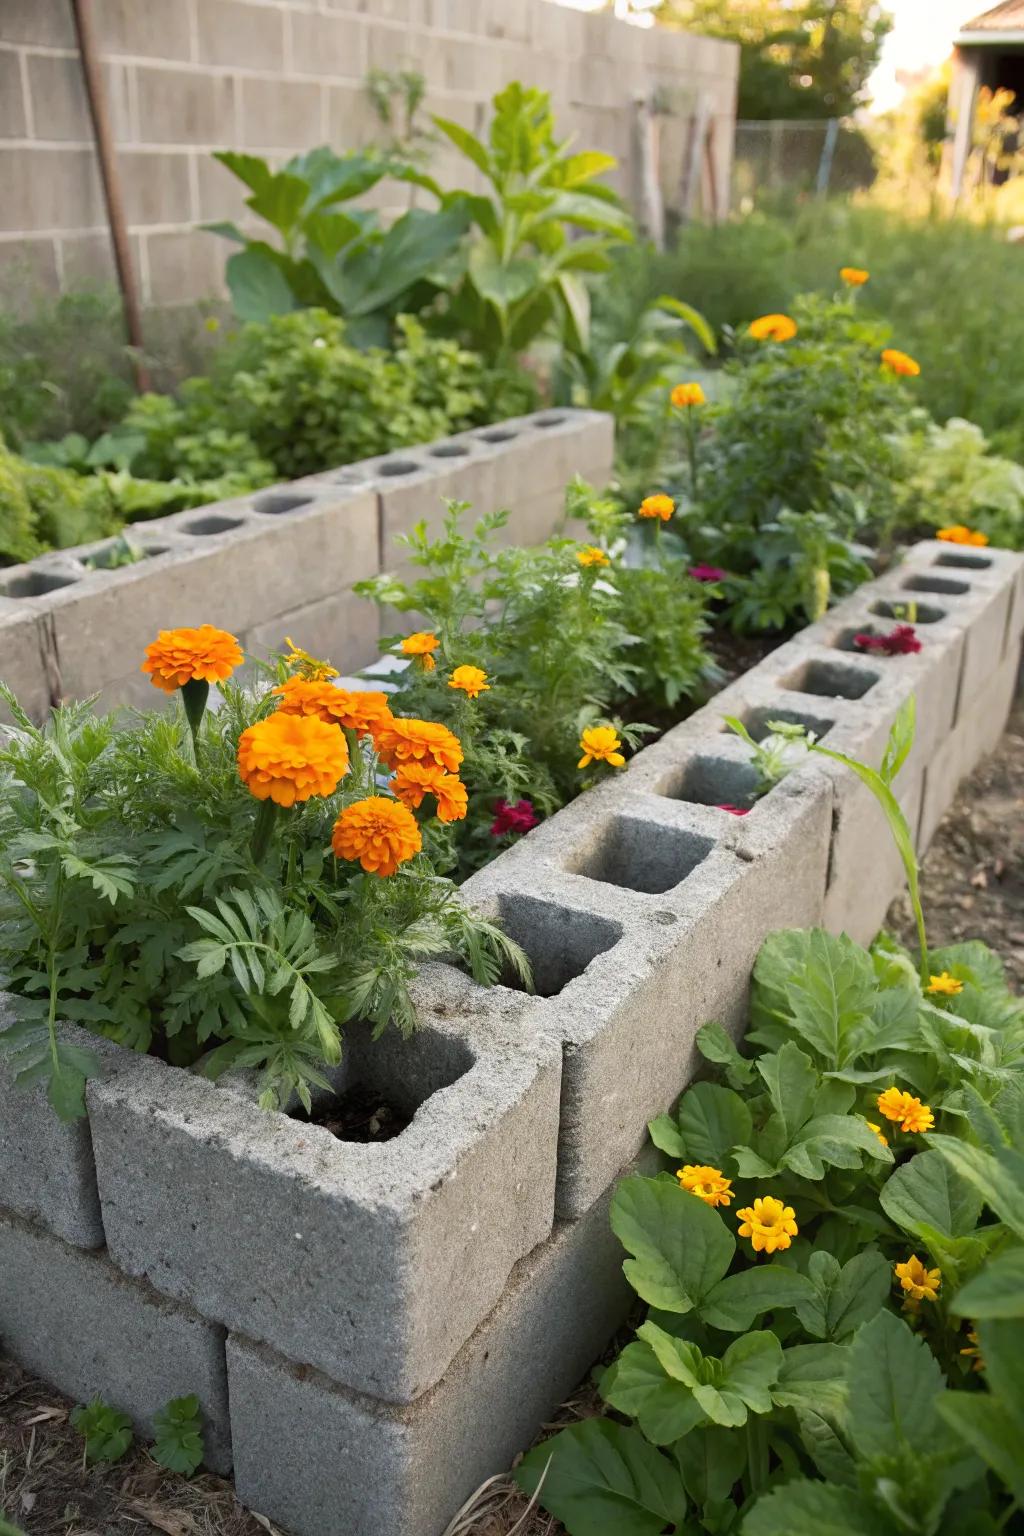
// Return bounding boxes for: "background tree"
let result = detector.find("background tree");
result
[655,0,893,120]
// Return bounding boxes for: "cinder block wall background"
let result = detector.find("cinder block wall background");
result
[0,0,738,307]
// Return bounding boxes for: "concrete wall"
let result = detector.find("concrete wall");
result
[0,0,738,305]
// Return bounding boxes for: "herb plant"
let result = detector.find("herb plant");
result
[71,1398,134,1467]
[152,1395,205,1476]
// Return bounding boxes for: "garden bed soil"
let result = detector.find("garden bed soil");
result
[2,692,1020,1536]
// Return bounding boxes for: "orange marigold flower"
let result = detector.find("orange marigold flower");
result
[882,348,921,377]
[677,1164,733,1208]
[638,493,675,521]
[391,762,468,823]
[578,725,625,769]
[331,796,422,876]
[577,545,610,568]
[448,664,490,700]
[736,1195,798,1255]
[840,266,869,286]
[237,712,349,808]
[372,717,464,775]
[282,636,339,681]
[876,1087,934,1134]
[937,525,988,547]
[671,381,706,408]
[272,677,393,738]
[401,631,439,671]
[748,313,797,342]
[895,1254,941,1303]
[141,625,243,693]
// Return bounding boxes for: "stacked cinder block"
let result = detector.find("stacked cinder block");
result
[0,409,613,723]
[0,541,1020,1536]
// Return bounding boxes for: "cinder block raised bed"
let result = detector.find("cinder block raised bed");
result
[0,409,613,723]
[0,540,1020,1536]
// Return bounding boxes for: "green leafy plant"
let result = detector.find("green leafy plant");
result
[724,715,814,797]
[892,415,1024,550]
[152,1394,205,1476]
[71,1398,134,1466]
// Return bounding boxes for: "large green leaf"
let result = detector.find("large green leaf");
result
[793,1249,890,1341]
[245,171,309,237]
[795,1408,858,1487]
[224,247,298,321]
[936,1391,1024,1505]
[784,930,878,1070]
[342,205,469,317]
[846,1309,944,1461]
[782,1113,894,1181]
[560,150,618,186]
[656,295,717,355]
[675,1081,752,1169]
[771,1343,850,1417]
[213,149,275,198]
[672,1425,746,1506]
[515,1419,687,1536]
[952,1246,1024,1318]
[701,1264,815,1332]
[432,114,492,178]
[880,1149,984,1243]
[468,245,543,318]
[757,1041,817,1139]
[601,1341,705,1445]
[610,1176,734,1312]
[695,1021,755,1087]
[927,1133,1024,1238]
[557,270,590,354]
[743,1480,895,1536]
[639,1324,782,1428]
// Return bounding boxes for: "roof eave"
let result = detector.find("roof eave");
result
[956,27,1024,43]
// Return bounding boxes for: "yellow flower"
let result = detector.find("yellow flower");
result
[882,348,921,377]
[736,1195,798,1256]
[677,1164,733,1208]
[748,313,797,343]
[577,545,610,567]
[372,717,464,775]
[876,1087,935,1135]
[895,1254,941,1303]
[331,796,422,877]
[141,625,243,693]
[638,493,675,522]
[927,970,963,997]
[961,1327,985,1372]
[401,631,439,671]
[867,1121,889,1148]
[671,381,706,408]
[937,525,989,547]
[282,636,339,681]
[390,762,468,823]
[448,664,490,700]
[840,266,869,286]
[272,677,394,738]
[237,712,349,808]
[578,725,625,770]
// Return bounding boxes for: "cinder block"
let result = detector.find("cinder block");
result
[2,0,77,46]
[245,589,379,674]
[145,228,227,306]
[197,0,286,70]
[93,0,193,59]
[291,10,368,78]
[134,65,237,146]
[240,75,323,150]
[0,51,27,139]
[0,147,104,235]
[0,600,51,724]
[88,970,561,1403]
[226,1145,656,1536]
[0,1207,232,1473]
[918,642,1021,853]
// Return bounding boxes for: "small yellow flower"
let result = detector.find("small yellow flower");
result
[448,664,490,700]
[840,266,869,286]
[282,636,339,682]
[736,1195,798,1256]
[895,1254,941,1303]
[927,971,963,997]
[204,316,221,332]
[882,348,921,377]
[638,493,675,522]
[867,1121,889,1148]
[576,545,610,568]
[671,381,706,408]
[937,525,989,548]
[748,313,797,343]
[876,1087,934,1135]
[677,1164,733,1208]
[578,725,625,770]
[401,632,439,672]
[961,1328,985,1372]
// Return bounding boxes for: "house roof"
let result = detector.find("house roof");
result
[960,0,1024,32]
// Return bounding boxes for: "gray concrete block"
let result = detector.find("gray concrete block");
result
[0,1207,232,1474]
[227,1144,658,1536]
[88,972,560,1403]
[0,1004,125,1248]
[244,588,380,674]
[0,600,52,724]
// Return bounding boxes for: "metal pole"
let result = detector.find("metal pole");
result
[816,117,840,199]
[70,0,150,392]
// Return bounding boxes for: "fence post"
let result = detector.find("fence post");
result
[816,118,840,198]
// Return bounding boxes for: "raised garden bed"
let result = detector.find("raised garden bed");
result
[0,539,1021,1536]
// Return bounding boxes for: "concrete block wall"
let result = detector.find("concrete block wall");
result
[0,538,1020,1536]
[0,0,738,304]
[0,407,613,722]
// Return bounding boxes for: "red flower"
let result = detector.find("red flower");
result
[490,798,539,837]
[853,625,922,657]
[689,564,727,583]
[716,803,750,816]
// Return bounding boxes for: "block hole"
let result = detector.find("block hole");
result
[832,625,918,655]
[534,414,567,428]
[252,491,314,516]
[477,427,518,443]
[566,817,715,895]
[181,514,245,536]
[0,569,80,598]
[934,551,992,570]
[429,444,471,459]
[740,706,835,743]
[779,658,879,700]
[871,598,945,625]
[902,574,970,596]
[378,459,421,477]
[657,754,761,811]
[493,893,622,997]
[84,539,169,569]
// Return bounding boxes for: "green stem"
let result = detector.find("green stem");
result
[181,678,210,758]
[250,799,278,865]
[686,410,699,502]
[746,1416,769,1496]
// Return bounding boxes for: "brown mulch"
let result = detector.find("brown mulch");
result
[3,697,1021,1536]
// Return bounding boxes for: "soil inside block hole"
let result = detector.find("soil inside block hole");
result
[290,1084,411,1143]
[779,658,880,701]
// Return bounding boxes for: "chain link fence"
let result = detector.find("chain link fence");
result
[732,120,877,206]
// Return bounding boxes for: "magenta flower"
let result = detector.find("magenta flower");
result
[853,625,922,657]
[490,798,540,837]
[689,564,727,583]
[716,803,751,816]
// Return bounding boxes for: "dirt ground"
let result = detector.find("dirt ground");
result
[2,700,1021,1536]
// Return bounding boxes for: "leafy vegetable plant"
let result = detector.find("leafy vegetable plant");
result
[71,1398,134,1466]
[152,1394,205,1476]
